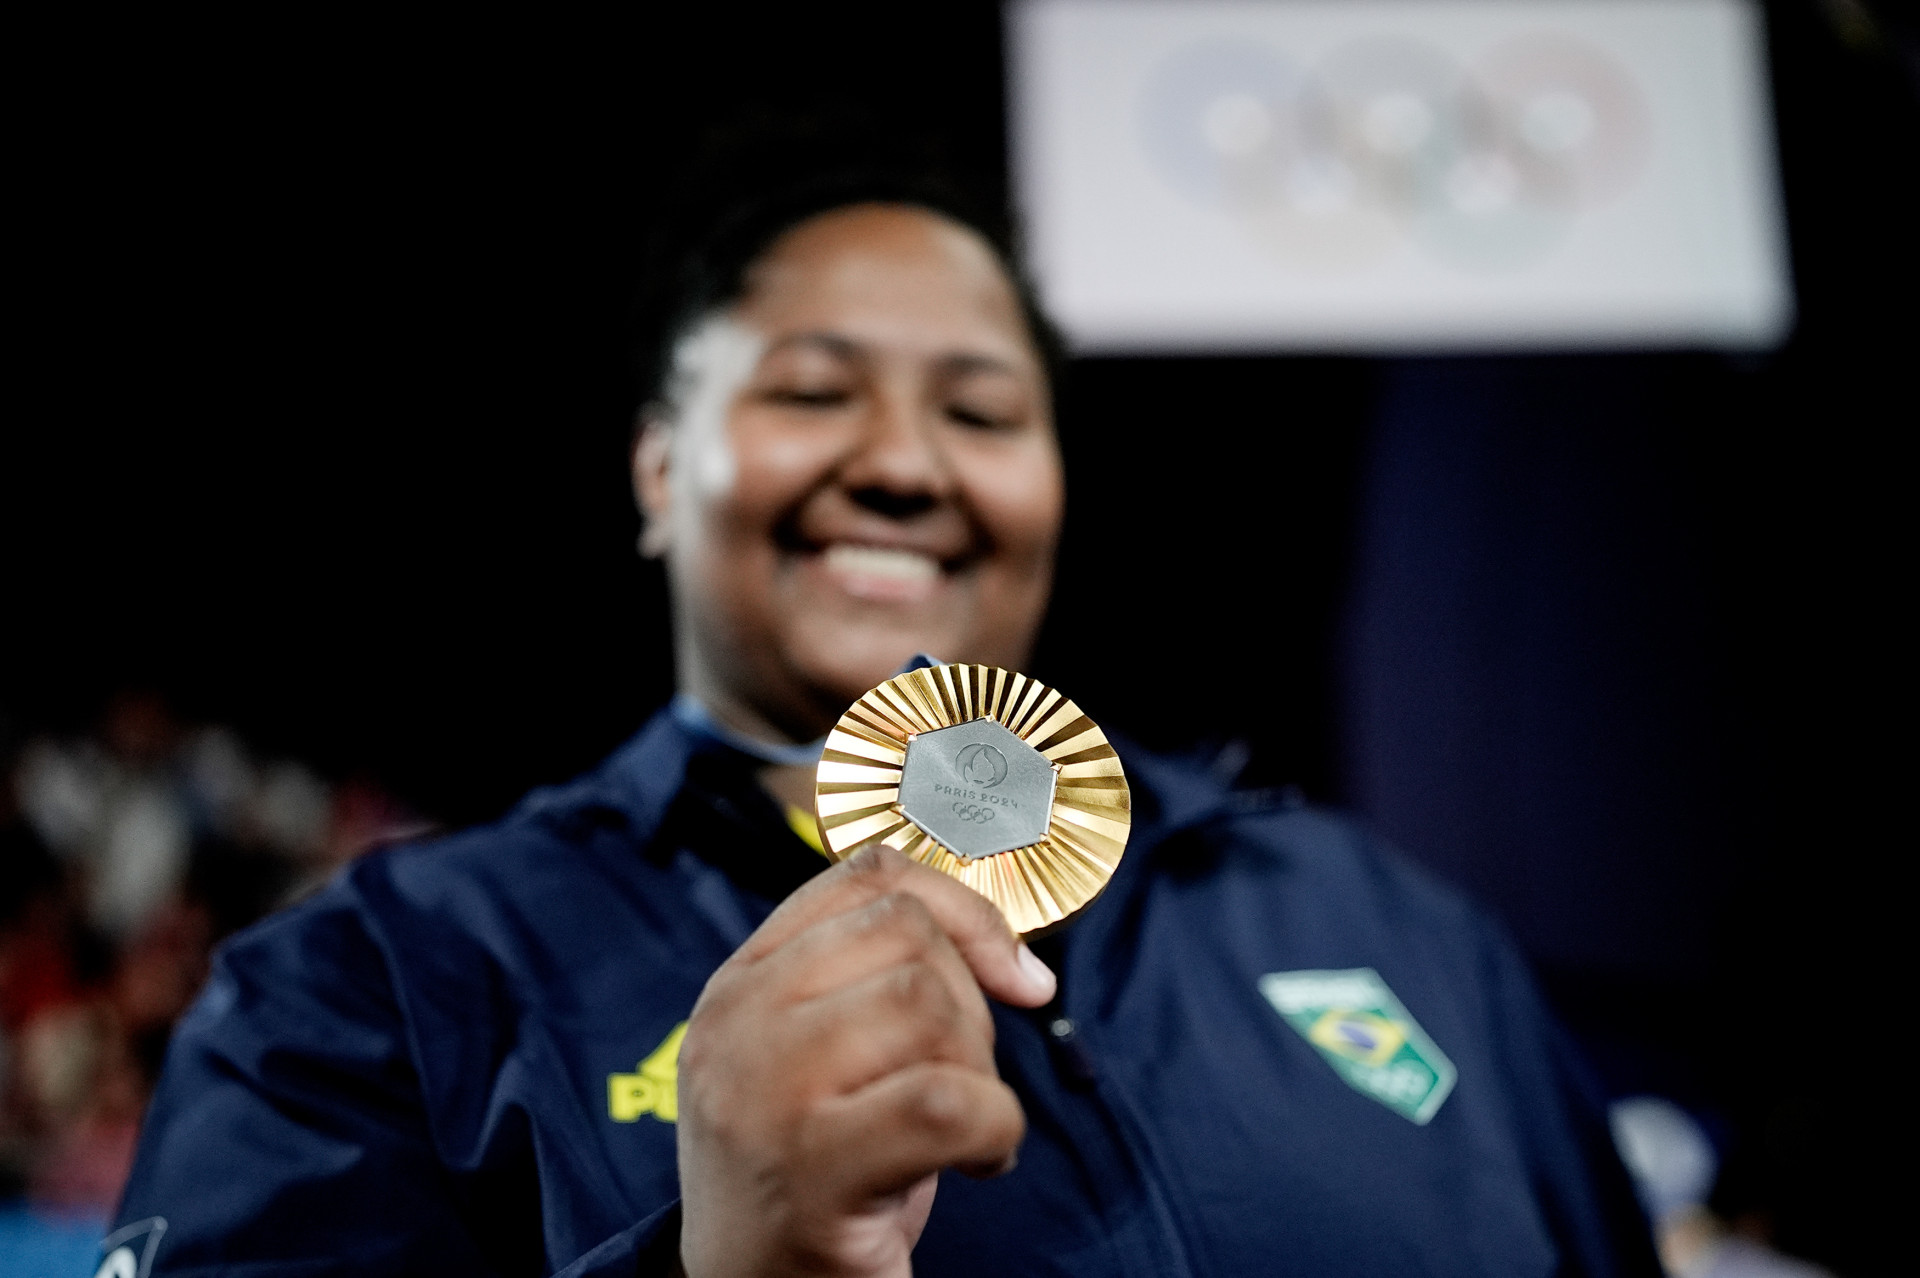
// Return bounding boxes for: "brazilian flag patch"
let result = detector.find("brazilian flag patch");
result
[1258,968,1456,1124]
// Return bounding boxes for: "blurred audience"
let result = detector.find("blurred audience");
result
[0,693,430,1239]
[1610,1096,1835,1278]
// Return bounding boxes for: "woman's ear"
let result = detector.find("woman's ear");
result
[632,410,675,558]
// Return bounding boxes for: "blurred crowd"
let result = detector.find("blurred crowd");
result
[0,693,430,1226]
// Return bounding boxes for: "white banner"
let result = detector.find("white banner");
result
[1009,0,1793,351]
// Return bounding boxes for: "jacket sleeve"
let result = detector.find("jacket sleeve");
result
[1481,930,1663,1278]
[113,880,692,1277]
[111,887,511,1275]
[553,1202,683,1278]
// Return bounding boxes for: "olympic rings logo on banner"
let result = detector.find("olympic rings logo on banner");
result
[1136,30,1651,272]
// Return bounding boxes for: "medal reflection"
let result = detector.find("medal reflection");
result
[814,663,1132,935]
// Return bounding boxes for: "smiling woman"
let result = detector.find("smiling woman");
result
[108,139,1661,1278]
[632,203,1063,750]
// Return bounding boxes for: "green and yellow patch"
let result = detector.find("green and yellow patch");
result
[1259,969,1456,1124]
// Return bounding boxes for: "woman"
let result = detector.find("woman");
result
[110,167,1657,1277]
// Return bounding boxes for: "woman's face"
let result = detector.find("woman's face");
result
[635,204,1064,740]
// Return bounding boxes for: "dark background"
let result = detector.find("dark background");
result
[7,3,1913,1272]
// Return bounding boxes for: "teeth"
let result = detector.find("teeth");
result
[823,544,940,581]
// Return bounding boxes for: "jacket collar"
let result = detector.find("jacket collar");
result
[511,709,695,842]
[561,709,1261,938]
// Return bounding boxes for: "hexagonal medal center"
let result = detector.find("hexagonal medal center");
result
[898,718,1057,860]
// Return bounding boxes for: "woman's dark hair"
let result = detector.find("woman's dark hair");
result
[632,115,1064,413]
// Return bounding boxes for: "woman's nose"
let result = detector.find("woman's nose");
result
[838,388,956,508]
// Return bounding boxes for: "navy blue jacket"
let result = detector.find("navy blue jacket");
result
[113,711,1658,1276]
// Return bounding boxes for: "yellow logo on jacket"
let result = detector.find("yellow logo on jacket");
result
[609,1022,687,1123]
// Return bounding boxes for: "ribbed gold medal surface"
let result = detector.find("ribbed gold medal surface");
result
[814,664,1132,935]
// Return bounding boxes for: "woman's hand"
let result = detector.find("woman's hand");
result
[675,844,1057,1278]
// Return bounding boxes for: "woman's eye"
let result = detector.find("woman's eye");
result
[946,402,1015,429]
[767,387,850,409]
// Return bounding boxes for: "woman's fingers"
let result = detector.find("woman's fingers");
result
[737,845,1056,1008]
[769,888,992,1028]
[771,959,995,1095]
[798,1063,1028,1207]
[676,845,1046,1278]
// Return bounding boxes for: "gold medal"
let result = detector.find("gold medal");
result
[814,663,1132,935]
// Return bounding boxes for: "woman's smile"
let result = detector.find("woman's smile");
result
[814,543,944,603]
